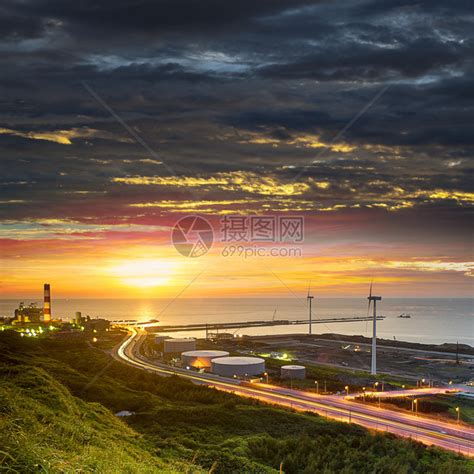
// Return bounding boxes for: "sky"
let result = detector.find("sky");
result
[0,0,473,299]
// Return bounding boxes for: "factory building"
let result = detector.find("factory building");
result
[211,356,265,377]
[84,318,110,333]
[281,365,306,379]
[163,338,196,354]
[154,335,168,345]
[43,283,51,322]
[181,350,229,370]
[73,312,83,324]
[13,302,43,324]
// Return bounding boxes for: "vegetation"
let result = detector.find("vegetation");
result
[361,395,450,414]
[0,362,198,472]
[357,394,474,424]
[1,330,472,473]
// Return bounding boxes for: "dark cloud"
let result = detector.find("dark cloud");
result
[2,0,316,37]
[258,37,470,81]
[0,0,472,230]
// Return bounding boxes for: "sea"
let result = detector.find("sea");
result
[1,298,472,346]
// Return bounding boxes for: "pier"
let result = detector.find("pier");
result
[141,316,384,333]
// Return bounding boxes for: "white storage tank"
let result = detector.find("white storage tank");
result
[211,356,265,377]
[281,365,306,379]
[182,350,229,369]
[163,338,196,353]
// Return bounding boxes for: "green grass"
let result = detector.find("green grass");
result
[0,364,198,473]
[1,330,473,473]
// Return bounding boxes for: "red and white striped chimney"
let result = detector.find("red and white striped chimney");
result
[43,283,51,322]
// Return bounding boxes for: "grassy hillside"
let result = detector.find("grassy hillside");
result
[0,360,200,472]
[0,331,472,473]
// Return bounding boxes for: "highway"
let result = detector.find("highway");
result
[114,329,474,457]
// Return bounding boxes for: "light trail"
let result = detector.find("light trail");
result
[114,329,474,457]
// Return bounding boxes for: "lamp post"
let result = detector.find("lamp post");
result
[345,385,349,396]
[455,406,460,423]
[374,381,379,391]
[315,380,319,394]
[263,372,269,383]
[413,399,418,416]
[362,387,366,402]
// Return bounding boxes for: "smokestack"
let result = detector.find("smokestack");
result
[43,283,51,322]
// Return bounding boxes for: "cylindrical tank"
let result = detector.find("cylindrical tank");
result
[181,350,229,369]
[211,356,265,377]
[163,338,196,353]
[281,365,306,379]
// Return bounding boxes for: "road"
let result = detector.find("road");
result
[114,329,474,457]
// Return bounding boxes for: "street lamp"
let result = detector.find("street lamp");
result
[413,399,418,416]
[362,387,366,402]
[373,381,379,391]
[315,380,319,394]
[455,406,460,423]
[263,372,269,383]
[345,385,349,396]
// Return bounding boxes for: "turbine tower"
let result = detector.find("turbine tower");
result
[307,283,314,335]
[367,282,381,375]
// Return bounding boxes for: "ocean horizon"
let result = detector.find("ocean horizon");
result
[2,297,472,346]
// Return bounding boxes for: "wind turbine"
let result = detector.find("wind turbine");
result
[307,283,314,335]
[367,281,382,375]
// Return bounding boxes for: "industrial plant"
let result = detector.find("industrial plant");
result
[1,284,110,337]
[11,283,53,324]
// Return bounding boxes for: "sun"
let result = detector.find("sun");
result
[109,259,176,288]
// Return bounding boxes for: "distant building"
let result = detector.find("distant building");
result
[163,338,196,354]
[154,335,168,345]
[84,318,110,332]
[74,312,84,325]
[14,302,43,324]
